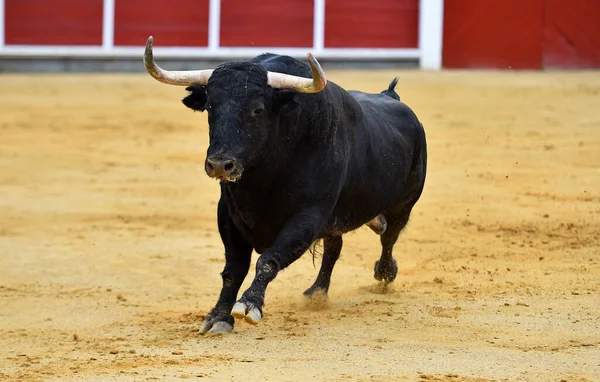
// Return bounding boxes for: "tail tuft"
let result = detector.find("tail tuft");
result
[388,77,399,92]
[381,77,400,101]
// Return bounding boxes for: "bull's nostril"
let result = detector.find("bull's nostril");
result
[206,162,214,173]
[224,162,235,173]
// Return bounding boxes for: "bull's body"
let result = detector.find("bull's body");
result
[219,75,426,253]
[147,44,427,334]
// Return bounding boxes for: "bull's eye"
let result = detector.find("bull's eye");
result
[252,108,264,117]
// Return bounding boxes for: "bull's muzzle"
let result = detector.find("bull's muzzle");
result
[205,156,241,182]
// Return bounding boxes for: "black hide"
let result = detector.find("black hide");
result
[182,53,427,333]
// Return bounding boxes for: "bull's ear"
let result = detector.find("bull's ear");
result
[182,86,208,112]
[274,89,297,112]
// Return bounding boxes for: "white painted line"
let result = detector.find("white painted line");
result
[419,0,444,70]
[0,0,5,48]
[208,0,221,51]
[0,45,421,60]
[313,0,325,53]
[102,0,115,50]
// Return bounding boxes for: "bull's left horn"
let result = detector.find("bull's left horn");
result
[144,36,213,86]
[267,53,327,93]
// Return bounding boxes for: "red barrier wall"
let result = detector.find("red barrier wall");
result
[5,0,103,46]
[442,0,543,69]
[5,0,598,68]
[442,0,600,69]
[325,0,419,48]
[543,0,600,69]
[114,0,209,47]
[220,0,313,47]
[3,0,418,49]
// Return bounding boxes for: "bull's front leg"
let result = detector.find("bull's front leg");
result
[199,197,253,335]
[231,207,326,325]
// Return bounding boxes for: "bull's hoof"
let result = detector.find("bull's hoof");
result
[199,308,235,335]
[302,286,329,310]
[303,284,328,297]
[374,258,398,283]
[199,320,233,335]
[231,301,262,325]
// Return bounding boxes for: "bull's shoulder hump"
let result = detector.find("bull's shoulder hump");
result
[251,54,312,77]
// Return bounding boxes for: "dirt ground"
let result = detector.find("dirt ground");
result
[0,69,599,382]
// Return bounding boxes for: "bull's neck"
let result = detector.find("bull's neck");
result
[236,141,295,188]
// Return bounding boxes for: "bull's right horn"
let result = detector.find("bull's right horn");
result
[144,36,213,86]
[267,53,327,93]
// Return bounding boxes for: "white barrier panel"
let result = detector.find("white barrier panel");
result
[208,0,221,52]
[419,0,444,70]
[0,0,5,48]
[102,0,115,51]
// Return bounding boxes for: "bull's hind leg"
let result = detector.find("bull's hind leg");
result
[374,210,411,284]
[303,235,343,296]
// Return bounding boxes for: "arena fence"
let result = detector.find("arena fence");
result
[0,0,444,70]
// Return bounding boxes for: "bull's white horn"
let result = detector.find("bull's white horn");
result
[144,36,327,93]
[144,36,213,86]
[267,53,327,93]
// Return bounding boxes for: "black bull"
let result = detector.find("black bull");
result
[145,42,427,334]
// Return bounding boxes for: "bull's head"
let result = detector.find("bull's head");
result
[143,36,327,182]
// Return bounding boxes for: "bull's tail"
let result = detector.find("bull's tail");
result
[381,77,400,101]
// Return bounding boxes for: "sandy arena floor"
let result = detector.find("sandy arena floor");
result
[0,69,599,381]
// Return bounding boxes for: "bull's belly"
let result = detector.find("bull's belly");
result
[321,219,369,237]
[323,182,414,237]
[230,202,376,252]
[224,174,412,251]
[324,208,384,236]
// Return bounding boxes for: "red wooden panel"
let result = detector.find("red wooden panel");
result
[442,0,543,69]
[543,0,600,69]
[220,0,313,47]
[325,0,418,48]
[115,0,209,47]
[5,0,102,46]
